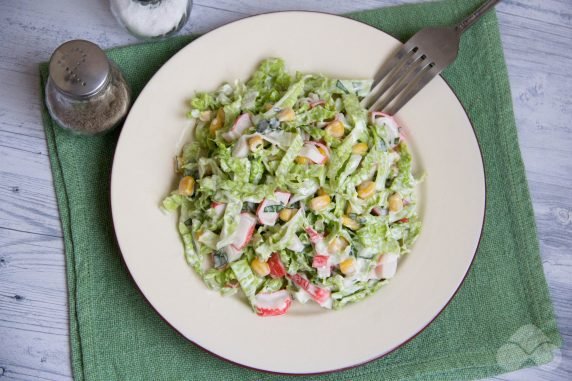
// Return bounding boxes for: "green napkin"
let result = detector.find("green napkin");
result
[39,0,561,380]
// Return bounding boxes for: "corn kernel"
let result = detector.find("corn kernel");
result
[251,257,270,277]
[328,237,348,254]
[325,120,345,138]
[341,215,360,230]
[178,176,195,196]
[339,257,356,275]
[209,108,225,135]
[346,203,353,215]
[352,143,368,155]
[309,195,331,212]
[277,107,295,122]
[388,193,404,213]
[316,145,329,163]
[317,187,327,196]
[295,156,310,165]
[279,208,297,222]
[357,180,376,199]
[248,135,264,152]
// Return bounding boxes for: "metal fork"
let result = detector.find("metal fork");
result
[362,0,501,115]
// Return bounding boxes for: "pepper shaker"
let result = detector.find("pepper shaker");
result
[45,40,131,135]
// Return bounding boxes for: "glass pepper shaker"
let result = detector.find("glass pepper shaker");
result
[110,0,192,40]
[45,40,131,135]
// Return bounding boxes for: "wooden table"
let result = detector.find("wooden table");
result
[0,1,570,380]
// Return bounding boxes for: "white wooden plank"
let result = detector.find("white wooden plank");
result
[0,229,71,381]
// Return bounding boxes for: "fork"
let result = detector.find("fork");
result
[362,0,501,115]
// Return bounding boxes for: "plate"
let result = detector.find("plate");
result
[111,12,485,374]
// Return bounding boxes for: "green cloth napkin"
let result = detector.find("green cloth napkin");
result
[39,1,561,380]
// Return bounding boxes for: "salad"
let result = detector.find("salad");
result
[162,58,422,316]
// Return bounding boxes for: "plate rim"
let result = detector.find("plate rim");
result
[110,10,487,376]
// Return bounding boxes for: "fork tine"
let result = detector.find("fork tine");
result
[361,48,410,109]
[362,47,422,109]
[384,64,440,115]
[370,43,413,89]
[368,56,430,112]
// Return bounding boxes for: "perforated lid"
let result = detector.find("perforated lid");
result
[48,40,110,98]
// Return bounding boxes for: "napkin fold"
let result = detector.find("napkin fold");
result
[39,0,561,380]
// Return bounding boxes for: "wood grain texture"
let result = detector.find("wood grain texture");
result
[0,0,570,380]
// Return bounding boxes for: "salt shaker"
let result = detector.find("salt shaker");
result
[110,0,192,39]
[45,40,131,135]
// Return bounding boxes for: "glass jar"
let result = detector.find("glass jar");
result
[45,40,131,135]
[110,0,192,39]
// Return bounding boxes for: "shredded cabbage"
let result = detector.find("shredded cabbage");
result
[163,58,422,315]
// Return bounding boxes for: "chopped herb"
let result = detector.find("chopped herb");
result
[336,80,349,94]
[289,201,301,209]
[256,119,269,133]
[256,119,281,134]
[242,202,257,212]
[213,250,228,269]
[264,203,285,213]
[184,218,193,227]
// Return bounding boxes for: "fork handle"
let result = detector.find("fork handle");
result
[455,0,501,34]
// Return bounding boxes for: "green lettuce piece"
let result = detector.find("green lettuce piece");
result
[246,58,291,110]
[275,134,303,183]
[250,158,264,184]
[203,267,238,296]
[295,106,337,125]
[335,80,373,97]
[343,93,367,129]
[287,178,319,199]
[254,209,305,260]
[230,259,261,304]
[217,199,242,249]
[178,221,203,276]
[285,163,326,189]
[197,230,219,250]
[334,154,362,189]
[197,157,224,178]
[263,78,306,118]
[332,280,384,310]
[285,250,313,275]
[390,142,415,192]
[241,89,259,111]
[219,181,275,203]
[181,140,203,164]
[161,193,183,212]
[259,277,284,293]
[356,219,400,255]
[375,151,393,191]
[223,99,242,130]
[344,150,383,191]
[190,92,217,111]
[197,175,220,194]
[327,95,367,181]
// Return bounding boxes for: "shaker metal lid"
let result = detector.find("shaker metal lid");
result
[48,40,110,98]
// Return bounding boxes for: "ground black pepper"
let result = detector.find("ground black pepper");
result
[45,40,131,135]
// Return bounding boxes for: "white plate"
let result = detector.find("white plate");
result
[111,12,485,374]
